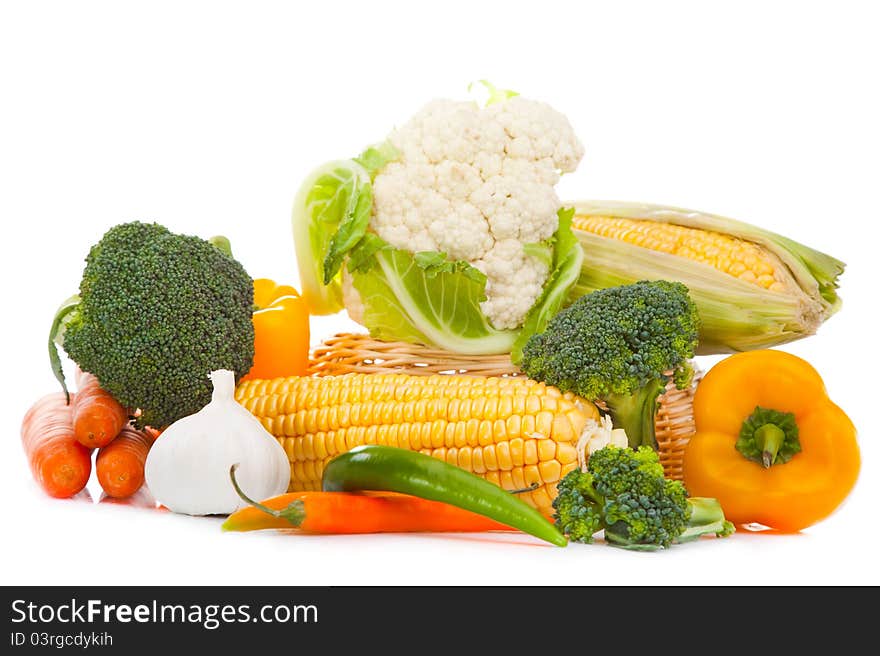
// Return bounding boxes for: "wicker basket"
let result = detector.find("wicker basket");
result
[309,333,699,480]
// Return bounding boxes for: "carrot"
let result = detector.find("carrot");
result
[96,425,156,498]
[21,392,92,498]
[222,488,513,534]
[72,369,129,448]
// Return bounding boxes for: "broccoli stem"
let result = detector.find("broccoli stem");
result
[602,378,666,450]
[603,497,735,550]
[754,424,786,468]
[677,498,735,543]
[603,525,664,551]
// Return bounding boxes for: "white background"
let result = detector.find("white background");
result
[2,0,877,585]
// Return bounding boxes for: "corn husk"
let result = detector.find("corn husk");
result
[568,201,845,353]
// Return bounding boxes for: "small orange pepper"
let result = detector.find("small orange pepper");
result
[683,350,859,532]
[242,278,310,381]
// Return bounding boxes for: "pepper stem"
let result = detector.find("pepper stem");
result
[229,464,305,527]
[736,406,801,467]
[754,424,786,468]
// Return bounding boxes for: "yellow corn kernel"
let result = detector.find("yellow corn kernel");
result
[523,465,541,487]
[539,460,562,484]
[477,419,493,446]
[281,438,296,461]
[385,423,399,448]
[483,444,498,471]
[301,434,315,460]
[492,419,507,443]
[454,421,469,448]
[537,438,556,462]
[536,411,554,439]
[521,414,536,437]
[472,447,486,474]
[458,446,473,471]
[430,420,445,449]
[531,485,553,512]
[523,439,538,465]
[496,441,512,471]
[556,441,578,465]
[509,438,524,467]
[334,431,347,454]
[506,415,522,439]
[418,423,432,450]
[314,432,327,460]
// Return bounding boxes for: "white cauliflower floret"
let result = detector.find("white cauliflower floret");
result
[372,161,493,261]
[486,97,585,171]
[369,93,583,330]
[472,240,550,329]
[470,158,562,243]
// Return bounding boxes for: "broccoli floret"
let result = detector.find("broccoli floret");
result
[521,280,699,449]
[50,221,254,428]
[552,446,734,550]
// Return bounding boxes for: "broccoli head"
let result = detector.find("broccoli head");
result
[50,221,254,428]
[552,446,733,550]
[521,280,699,449]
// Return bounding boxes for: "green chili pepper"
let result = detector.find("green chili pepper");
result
[321,445,568,547]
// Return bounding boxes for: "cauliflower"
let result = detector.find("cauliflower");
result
[292,85,586,360]
[365,96,584,330]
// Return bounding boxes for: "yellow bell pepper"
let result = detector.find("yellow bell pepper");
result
[242,278,310,382]
[683,350,860,532]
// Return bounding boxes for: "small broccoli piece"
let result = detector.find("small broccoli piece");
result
[552,446,734,550]
[50,221,254,428]
[552,470,605,543]
[588,445,689,549]
[521,280,699,449]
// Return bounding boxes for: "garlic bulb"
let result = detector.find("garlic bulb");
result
[144,369,289,515]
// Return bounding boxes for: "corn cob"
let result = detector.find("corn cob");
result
[569,201,845,353]
[235,373,601,515]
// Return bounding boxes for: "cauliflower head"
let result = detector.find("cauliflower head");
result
[292,85,586,361]
[368,97,584,329]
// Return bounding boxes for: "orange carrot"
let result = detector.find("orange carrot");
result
[72,370,129,448]
[21,392,92,498]
[96,426,156,498]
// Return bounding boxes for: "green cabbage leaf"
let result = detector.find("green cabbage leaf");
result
[349,241,518,355]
